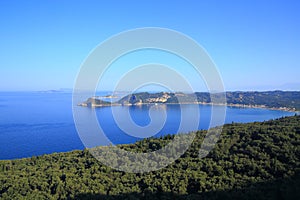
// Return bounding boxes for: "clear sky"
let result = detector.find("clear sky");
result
[0,0,299,91]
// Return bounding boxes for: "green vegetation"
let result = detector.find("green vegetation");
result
[83,91,300,111]
[224,91,300,110]
[80,97,112,107]
[0,115,299,199]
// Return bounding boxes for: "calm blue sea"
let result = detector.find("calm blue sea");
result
[0,92,295,160]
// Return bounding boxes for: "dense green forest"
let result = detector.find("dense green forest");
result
[83,91,300,111]
[0,115,300,199]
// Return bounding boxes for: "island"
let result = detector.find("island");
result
[79,91,300,111]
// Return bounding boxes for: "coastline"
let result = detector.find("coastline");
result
[78,91,300,112]
[2,114,299,161]
[78,102,297,112]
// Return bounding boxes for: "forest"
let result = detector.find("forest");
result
[0,115,299,199]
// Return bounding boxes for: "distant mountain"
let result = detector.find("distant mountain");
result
[80,91,300,111]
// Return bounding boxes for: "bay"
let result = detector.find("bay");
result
[0,92,295,160]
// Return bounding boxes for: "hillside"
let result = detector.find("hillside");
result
[81,91,300,111]
[225,91,300,110]
[0,115,300,199]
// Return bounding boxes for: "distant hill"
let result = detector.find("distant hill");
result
[80,91,300,111]
[78,97,112,107]
[224,91,300,110]
[0,115,299,199]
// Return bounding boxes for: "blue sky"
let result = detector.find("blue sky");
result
[0,0,299,91]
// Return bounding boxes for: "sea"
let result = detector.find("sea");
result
[0,91,296,160]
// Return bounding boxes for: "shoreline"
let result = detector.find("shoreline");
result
[2,112,298,161]
[78,102,297,112]
[2,114,299,161]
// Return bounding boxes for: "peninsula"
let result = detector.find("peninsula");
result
[79,91,300,111]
